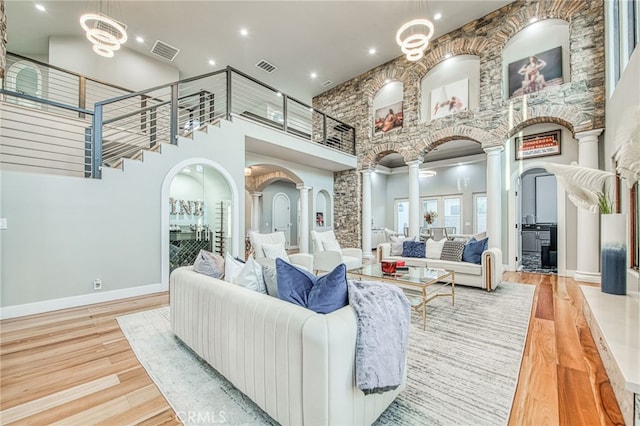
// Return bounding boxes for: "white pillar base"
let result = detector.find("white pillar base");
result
[363,253,375,259]
[573,271,601,284]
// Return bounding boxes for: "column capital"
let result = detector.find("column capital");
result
[296,184,311,191]
[484,145,504,155]
[250,191,262,198]
[360,168,374,176]
[406,159,423,168]
[575,128,604,143]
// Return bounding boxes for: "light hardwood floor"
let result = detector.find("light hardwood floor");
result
[0,273,625,425]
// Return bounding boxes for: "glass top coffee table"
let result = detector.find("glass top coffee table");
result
[350,263,455,330]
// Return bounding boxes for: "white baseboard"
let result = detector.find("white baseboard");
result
[564,269,577,278]
[573,270,601,284]
[0,283,163,320]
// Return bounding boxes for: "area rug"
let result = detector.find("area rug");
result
[117,282,534,426]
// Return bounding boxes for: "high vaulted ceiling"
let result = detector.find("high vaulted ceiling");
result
[5,0,512,103]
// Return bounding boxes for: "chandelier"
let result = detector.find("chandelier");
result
[79,13,128,58]
[396,18,435,62]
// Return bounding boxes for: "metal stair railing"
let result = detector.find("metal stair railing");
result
[93,66,356,178]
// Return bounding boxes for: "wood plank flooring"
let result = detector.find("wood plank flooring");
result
[0,273,626,425]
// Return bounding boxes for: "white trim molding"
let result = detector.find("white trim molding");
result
[0,283,163,320]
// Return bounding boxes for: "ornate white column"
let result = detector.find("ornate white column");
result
[407,159,422,238]
[574,129,604,283]
[361,169,373,258]
[485,146,503,253]
[297,185,311,253]
[250,192,262,232]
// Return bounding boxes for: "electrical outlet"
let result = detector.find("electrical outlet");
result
[93,279,102,291]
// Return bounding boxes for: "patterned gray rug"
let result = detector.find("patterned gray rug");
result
[117,282,534,426]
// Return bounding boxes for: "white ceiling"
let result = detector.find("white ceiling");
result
[6,0,513,103]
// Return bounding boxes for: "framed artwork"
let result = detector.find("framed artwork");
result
[515,130,561,160]
[430,78,469,119]
[508,46,563,98]
[374,101,403,133]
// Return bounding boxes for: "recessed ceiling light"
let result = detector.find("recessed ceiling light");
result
[529,17,538,23]
[384,79,391,84]
[208,59,216,66]
[35,4,46,11]
[369,48,376,55]
[310,72,318,79]
[136,36,144,43]
[445,53,452,59]
[434,13,442,20]
[276,92,283,97]
[183,168,191,173]
[240,28,249,36]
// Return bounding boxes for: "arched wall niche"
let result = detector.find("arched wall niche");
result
[315,190,332,229]
[372,81,404,135]
[420,55,481,123]
[502,19,571,100]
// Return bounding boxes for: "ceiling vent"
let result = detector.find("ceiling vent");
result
[150,40,180,61]
[255,59,278,73]
[321,80,333,88]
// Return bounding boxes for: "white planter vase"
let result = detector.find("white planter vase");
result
[600,213,627,295]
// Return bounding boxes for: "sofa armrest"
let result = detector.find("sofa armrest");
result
[377,243,391,262]
[289,253,314,272]
[341,248,362,262]
[481,248,503,291]
[313,251,343,273]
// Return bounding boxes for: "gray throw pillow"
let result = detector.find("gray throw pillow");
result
[193,249,225,279]
[440,241,466,262]
[262,263,279,298]
[389,235,410,256]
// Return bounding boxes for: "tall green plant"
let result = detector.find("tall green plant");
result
[597,192,613,214]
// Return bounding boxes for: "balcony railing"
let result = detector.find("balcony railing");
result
[1,52,356,179]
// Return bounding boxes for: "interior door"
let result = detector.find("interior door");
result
[272,192,291,248]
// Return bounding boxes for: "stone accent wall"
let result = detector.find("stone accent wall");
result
[0,0,6,80]
[333,169,360,247]
[313,0,605,247]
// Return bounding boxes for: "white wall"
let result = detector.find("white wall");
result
[0,120,245,311]
[48,36,179,92]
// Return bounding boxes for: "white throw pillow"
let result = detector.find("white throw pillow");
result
[426,238,446,259]
[262,243,290,262]
[322,238,342,252]
[389,235,407,256]
[225,254,267,294]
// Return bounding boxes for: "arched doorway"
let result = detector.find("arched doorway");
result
[272,192,291,247]
[161,158,239,290]
[6,60,43,108]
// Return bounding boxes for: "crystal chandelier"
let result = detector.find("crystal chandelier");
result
[79,12,128,58]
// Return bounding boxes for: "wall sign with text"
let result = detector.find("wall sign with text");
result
[515,130,561,160]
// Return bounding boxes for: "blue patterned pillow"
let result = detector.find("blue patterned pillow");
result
[462,237,488,265]
[275,259,348,314]
[402,240,426,258]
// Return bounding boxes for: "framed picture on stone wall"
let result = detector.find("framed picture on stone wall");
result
[430,78,469,120]
[374,101,403,133]
[508,46,563,98]
[515,129,562,160]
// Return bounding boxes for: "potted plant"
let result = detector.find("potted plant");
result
[424,210,438,226]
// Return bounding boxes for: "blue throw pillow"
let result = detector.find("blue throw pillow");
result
[402,240,426,258]
[275,258,348,314]
[462,237,488,265]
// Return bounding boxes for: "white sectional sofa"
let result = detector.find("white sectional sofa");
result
[377,243,503,291]
[170,266,405,425]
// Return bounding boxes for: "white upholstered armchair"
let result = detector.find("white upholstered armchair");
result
[249,231,314,271]
[310,230,362,273]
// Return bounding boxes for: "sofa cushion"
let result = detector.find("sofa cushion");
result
[426,238,446,259]
[342,255,362,271]
[193,249,225,279]
[322,238,342,252]
[225,254,267,294]
[440,241,465,262]
[276,259,348,314]
[388,235,406,255]
[427,259,483,275]
[462,237,487,265]
[402,240,425,258]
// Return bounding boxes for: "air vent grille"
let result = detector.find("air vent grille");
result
[150,40,180,61]
[321,80,333,88]
[255,59,278,73]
